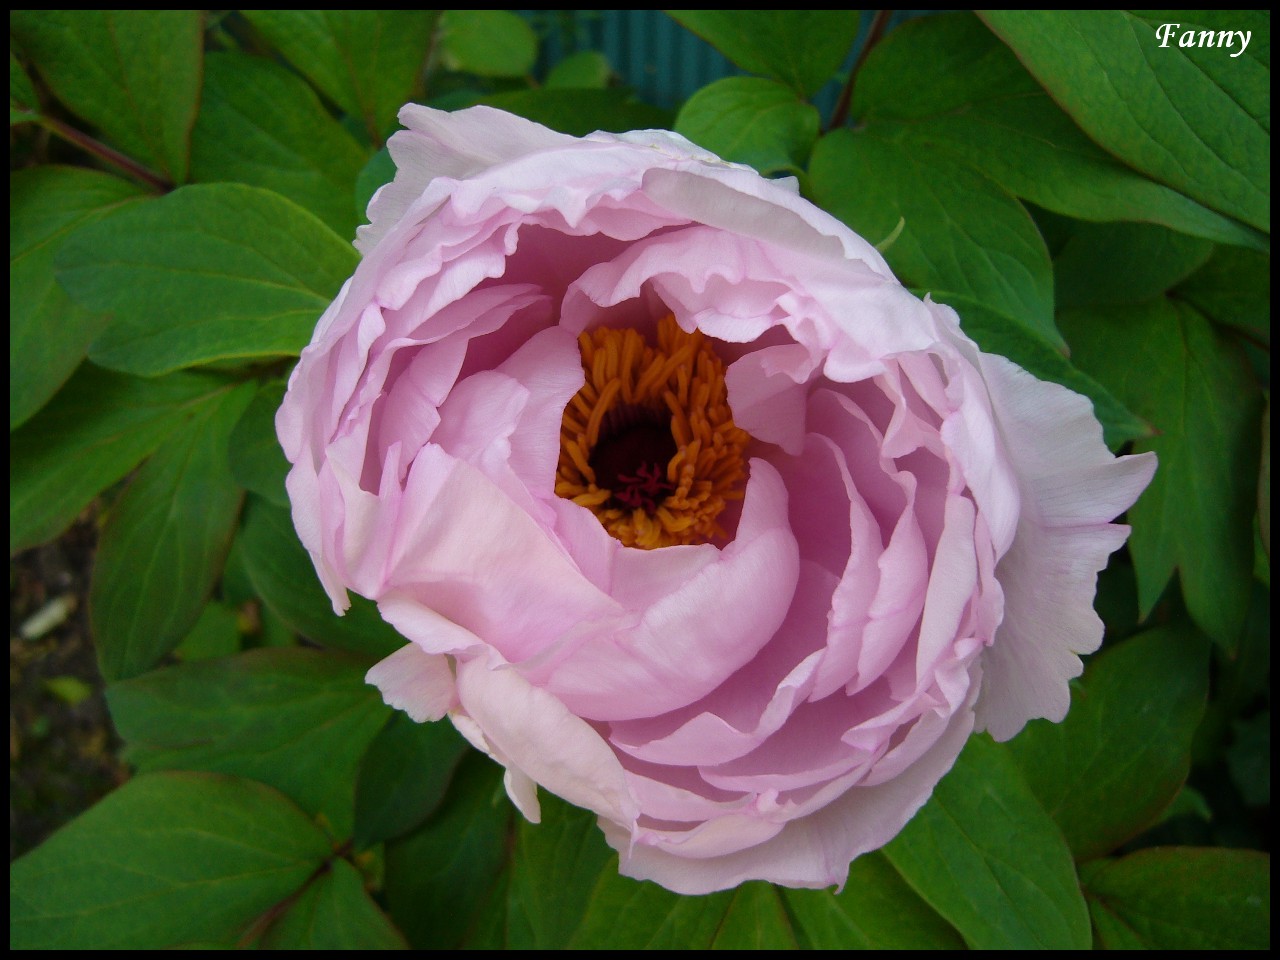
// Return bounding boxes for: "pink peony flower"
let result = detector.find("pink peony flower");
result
[277,106,1156,894]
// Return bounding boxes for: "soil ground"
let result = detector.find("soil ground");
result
[9,511,127,862]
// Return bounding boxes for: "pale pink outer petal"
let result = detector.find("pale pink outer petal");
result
[974,354,1157,740]
[357,105,576,254]
[602,668,981,894]
[638,166,893,278]
[365,644,458,722]
[453,657,639,827]
[503,768,543,823]
[447,712,543,822]
[281,459,352,614]
[375,597,489,658]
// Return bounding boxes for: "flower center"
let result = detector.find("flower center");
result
[556,315,751,549]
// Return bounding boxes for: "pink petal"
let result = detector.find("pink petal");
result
[454,657,638,826]
[630,812,787,861]
[638,164,893,278]
[914,495,979,678]
[604,671,979,894]
[523,459,800,721]
[366,644,457,722]
[607,565,835,767]
[375,598,487,658]
[974,354,1157,739]
[358,105,576,254]
[378,446,622,663]
[447,712,543,822]
[725,344,818,456]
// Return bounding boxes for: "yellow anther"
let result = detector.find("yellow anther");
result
[555,315,751,548]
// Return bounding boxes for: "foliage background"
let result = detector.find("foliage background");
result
[9,9,1270,949]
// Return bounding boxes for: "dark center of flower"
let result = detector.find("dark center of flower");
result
[589,417,678,513]
[556,315,751,549]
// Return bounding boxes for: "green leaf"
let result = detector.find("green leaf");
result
[668,10,862,97]
[456,868,511,950]
[1133,10,1272,69]
[1059,299,1262,648]
[260,858,408,949]
[355,147,394,224]
[570,869,806,949]
[228,380,290,508]
[853,13,1266,250]
[108,648,389,838]
[478,88,671,137]
[237,496,404,658]
[1261,398,1271,560]
[1080,848,1270,950]
[1173,246,1271,345]
[9,772,332,949]
[568,874,735,949]
[676,77,819,176]
[851,12,1056,121]
[883,736,1090,949]
[354,712,470,849]
[10,365,233,555]
[1054,221,1213,307]
[706,884,799,949]
[10,11,202,182]
[10,166,146,429]
[1006,625,1209,860]
[439,9,537,78]
[1093,556,1142,639]
[260,601,301,650]
[245,10,437,143]
[1227,709,1270,807]
[523,794,802,949]
[173,601,242,662]
[1193,583,1272,765]
[10,51,39,124]
[546,50,612,89]
[507,791,614,949]
[782,854,965,949]
[91,383,253,680]
[810,127,1060,348]
[1154,784,1213,827]
[190,52,370,239]
[55,183,358,377]
[384,753,512,950]
[1257,520,1270,585]
[938,293,1151,449]
[980,11,1269,233]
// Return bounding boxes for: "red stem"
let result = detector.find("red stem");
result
[829,10,892,131]
[39,116,172,193]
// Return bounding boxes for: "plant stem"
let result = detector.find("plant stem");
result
[828,10,892,131]
[39,116,172,193]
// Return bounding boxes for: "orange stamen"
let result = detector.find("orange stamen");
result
[555,315,751,549]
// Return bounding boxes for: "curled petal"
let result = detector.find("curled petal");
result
[366,644,457,722]
[604,668,979,894]
[455,657,639,827]
[974,354,1157,739]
